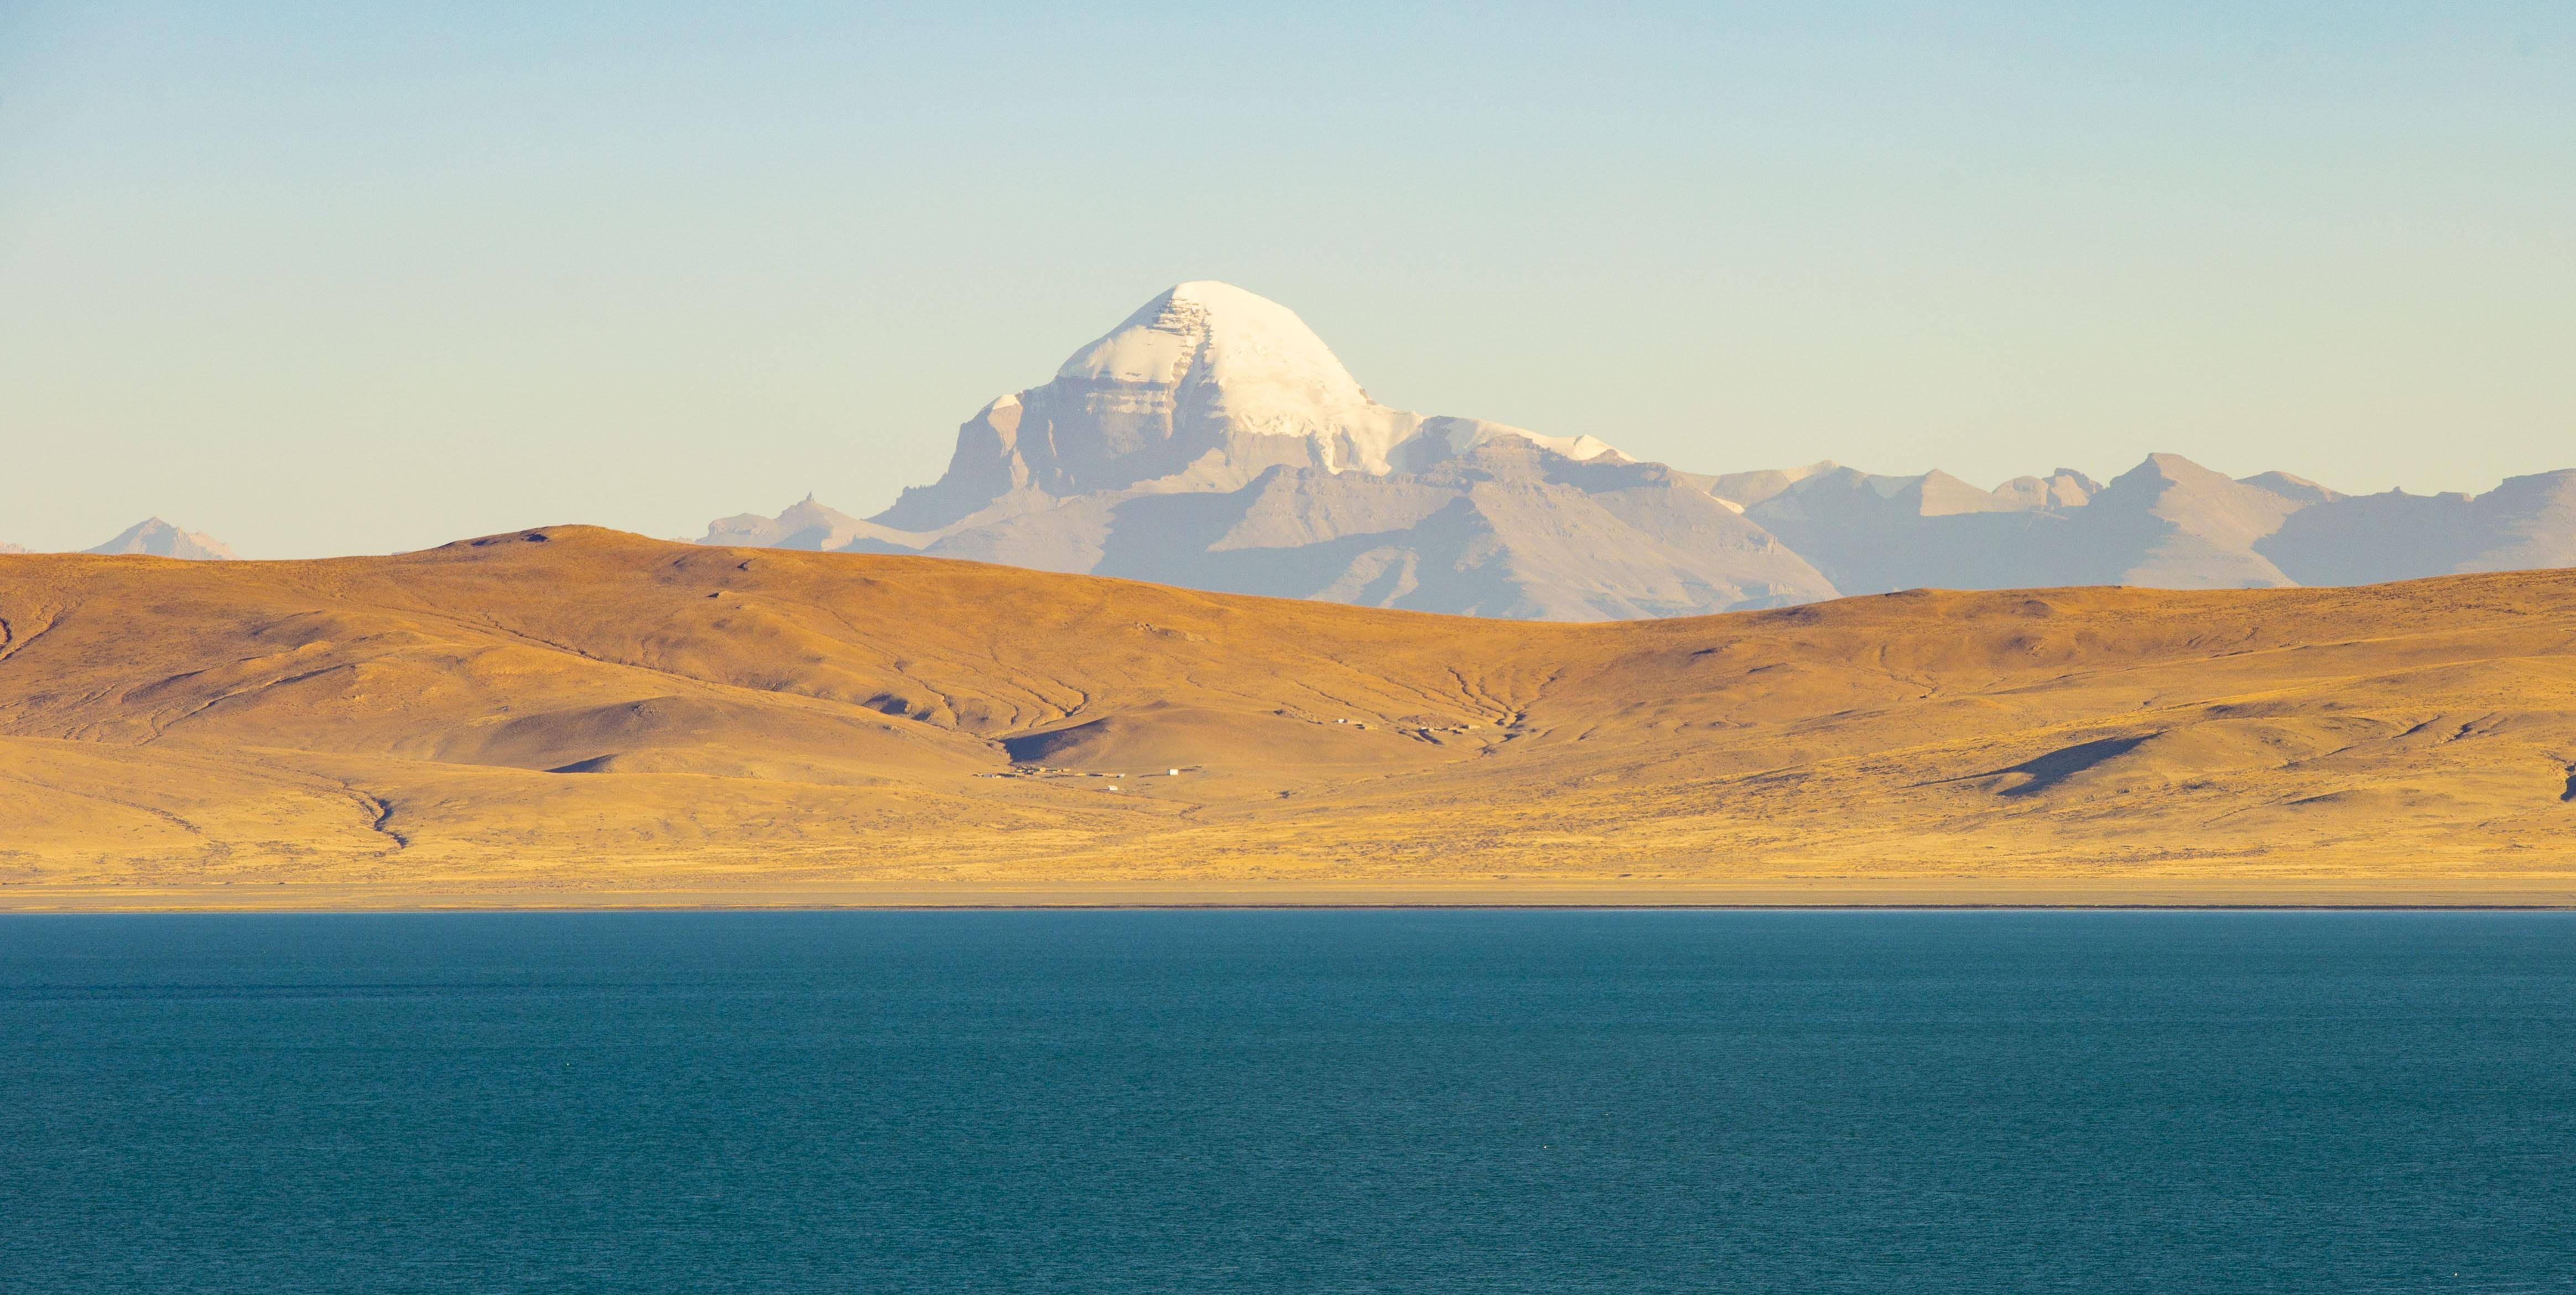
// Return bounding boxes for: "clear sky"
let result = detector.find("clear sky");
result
[2,2,2569,557]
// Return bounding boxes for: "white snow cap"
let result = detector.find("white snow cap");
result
[1431,418,1619,465]
[1061,281,1365,397]
[1054,281,1623,474]
[1059,281,1407,472]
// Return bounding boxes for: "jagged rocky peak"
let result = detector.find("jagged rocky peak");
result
[1990,467,2103,509]
[700,495,877,550]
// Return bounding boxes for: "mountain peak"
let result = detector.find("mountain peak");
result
[84,518,238,561]
[1054,281,1387,462]
[2236,471,2340,505]
[1060,282,1354,384]
[858,282,1634,536]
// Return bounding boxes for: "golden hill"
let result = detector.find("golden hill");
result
[3,526,2572,908]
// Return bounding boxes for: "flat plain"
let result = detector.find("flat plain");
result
[2,527,2571,908]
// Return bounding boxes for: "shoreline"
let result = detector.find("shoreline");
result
[8,877,2572,913]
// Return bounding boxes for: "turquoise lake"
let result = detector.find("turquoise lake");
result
[3,911,2569,1292]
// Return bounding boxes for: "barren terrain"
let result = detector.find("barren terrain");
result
[3,527,2572,907]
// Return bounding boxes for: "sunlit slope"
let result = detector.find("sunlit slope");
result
[2,526,2572,906]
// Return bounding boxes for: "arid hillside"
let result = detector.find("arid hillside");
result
[2,526,2572,907]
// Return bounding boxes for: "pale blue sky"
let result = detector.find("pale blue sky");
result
[2,2,2569,557]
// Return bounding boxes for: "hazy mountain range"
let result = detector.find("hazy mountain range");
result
[706,282,2576,619]
[704,281,1814,619]
[22,283,2567,609]
[0,518,241,561]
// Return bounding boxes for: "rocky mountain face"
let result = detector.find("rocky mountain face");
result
[84,519,238,561]
[705,282,2576,618]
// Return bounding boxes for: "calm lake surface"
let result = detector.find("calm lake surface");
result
[2,911,2569,1293]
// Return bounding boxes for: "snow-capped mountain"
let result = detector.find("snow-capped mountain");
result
[85,518,238,561]
[706,282,1828,619]
[870,281,1622,535]
[705,281,2576,617]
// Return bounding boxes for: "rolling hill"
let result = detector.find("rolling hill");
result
[3,526,2572,907]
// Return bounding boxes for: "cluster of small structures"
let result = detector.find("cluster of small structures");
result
[978,766,1195,791]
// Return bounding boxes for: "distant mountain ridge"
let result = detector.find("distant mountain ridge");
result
[85,518,238,561]
[1722,455,2576,596]
[705,281,2576,618]
[0,520,238,561]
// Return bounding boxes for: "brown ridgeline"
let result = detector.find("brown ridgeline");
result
[2,526,2571,907]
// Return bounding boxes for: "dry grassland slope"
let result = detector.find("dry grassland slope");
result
[2,526,2572,906]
